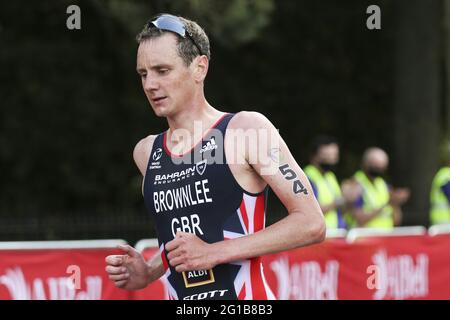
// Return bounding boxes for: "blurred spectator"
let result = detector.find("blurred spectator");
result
[430,148,450,225]
[304,136,360,229]
[346,147,410,229]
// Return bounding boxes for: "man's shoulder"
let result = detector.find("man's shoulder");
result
[133,134,161,176]
[135,134,158,152]
[436,167,450,180]
[228,111,273,130]
[133,134,160,162]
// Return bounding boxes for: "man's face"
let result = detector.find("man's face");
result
[369,156,389,175]
[136,33,195,117]
[317,143,339,165]
[365,151,389,177]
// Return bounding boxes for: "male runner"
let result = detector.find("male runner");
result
[105,14,325,300]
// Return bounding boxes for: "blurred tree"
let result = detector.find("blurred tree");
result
[392,0,442,226]
[171,0,274,46]
[445,0,450,151]
[103,0,274,47]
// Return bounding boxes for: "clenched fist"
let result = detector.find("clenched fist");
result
[105,244,150,290]
[166,231,218,273]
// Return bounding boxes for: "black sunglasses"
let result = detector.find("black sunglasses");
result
[148,14,204,56]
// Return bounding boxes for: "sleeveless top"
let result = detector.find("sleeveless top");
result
[143,113,275,300]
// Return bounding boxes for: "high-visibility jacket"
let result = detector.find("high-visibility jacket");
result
[430,167,450,225]
[305,165,342,228]
[353,170,393,229]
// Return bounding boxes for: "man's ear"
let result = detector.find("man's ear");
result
[193,55,209,82]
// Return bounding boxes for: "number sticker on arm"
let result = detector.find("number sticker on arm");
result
[279,164,308,195]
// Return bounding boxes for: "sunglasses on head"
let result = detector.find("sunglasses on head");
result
[148,14,204,56]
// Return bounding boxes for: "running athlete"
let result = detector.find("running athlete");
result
[105,14,325,300]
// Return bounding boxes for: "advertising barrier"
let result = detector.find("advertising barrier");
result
[1,229,450,300]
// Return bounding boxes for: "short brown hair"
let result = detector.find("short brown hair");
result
[136,15,211,66]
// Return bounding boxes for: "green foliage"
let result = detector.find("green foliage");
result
[102,0,275,46]
[171,0,274,45]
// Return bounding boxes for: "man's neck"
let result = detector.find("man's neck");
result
[165,100,224,153]
[363,169,375,182]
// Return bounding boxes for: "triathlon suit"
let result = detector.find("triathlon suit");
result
[143,113,275,300]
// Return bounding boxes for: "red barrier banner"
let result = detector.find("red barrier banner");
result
[2,235,450,300]
[0,248,131,300]
[262,235,450,300]
[138,235,450,300]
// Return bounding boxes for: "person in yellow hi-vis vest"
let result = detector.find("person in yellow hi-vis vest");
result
[347,147,410,229]
[305,136,361,229]
[430,151,450,225]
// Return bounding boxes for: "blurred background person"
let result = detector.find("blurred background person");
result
[430,148,450,225]
[346,147,410,229]
[304,136,361,229]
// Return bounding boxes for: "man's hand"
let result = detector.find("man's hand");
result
[166,231,217,273]
[341,179,363,204]
[105,244,149,290]
[389,188,410,206]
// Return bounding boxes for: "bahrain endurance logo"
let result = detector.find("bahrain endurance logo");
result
[195,159,207,176]
[152,148,163,162]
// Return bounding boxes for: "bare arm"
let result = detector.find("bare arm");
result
[212,112,325,263]
[133,136,155,176]
[146,250,166,284]
[390,188,409,226]
[320,200,343,215]
[133,136,166,282]
[350,186,408,227]
[166,112,325,272]
[392,205,403,226]
[105,244,165,289]
[105,136,165,289]
[351,206,387,227]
